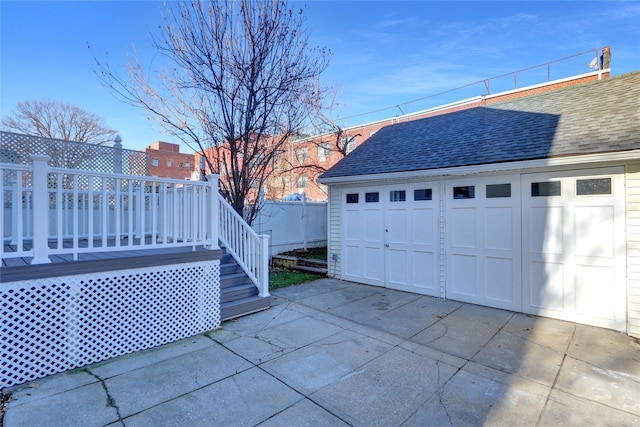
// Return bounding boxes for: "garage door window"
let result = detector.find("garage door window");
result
[576,178,611,195]
[486,183,511,198]
[346,193,359,203]
[531,181,561,197]
[390,190,406,202]
[365,192,379,203]
[414,188,432,201]
[453,186,475,199]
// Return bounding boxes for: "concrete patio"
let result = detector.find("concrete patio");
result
[4,278,640,426]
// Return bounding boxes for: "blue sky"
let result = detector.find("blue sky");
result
[2,1,639,152]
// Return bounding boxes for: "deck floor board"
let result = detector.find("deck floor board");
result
[1,239,220,281]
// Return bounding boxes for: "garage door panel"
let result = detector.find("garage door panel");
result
[485,207,514,250]
[412,208,435,245]
[412,251,437,291]
[574,206,615,258]
[344,245,363,278]
[363,247,384,282]
[387,249,408,285]
[529,206,564,255]
[451,208,477,248]
[528,261,565,311]
[387,209,408,244]
[575,265,615,319]
[363,209,383,242]
[344,210,362,241]
[485,257,514,303]
[450,254,477,297]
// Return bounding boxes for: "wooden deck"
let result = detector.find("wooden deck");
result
[1,238,221,282]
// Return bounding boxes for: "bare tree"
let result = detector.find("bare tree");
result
[2,100,117,145]
[95,0,330,224]
[273,86,359,199]
[2,100,118,172]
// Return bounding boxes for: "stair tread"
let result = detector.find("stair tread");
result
[221,282,255,292]
[221,271,250,279]
[221,294,269,308]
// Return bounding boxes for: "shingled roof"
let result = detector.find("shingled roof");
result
[320,71,640,180]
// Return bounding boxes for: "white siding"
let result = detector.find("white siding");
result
[626,163,640,338]
[327,186,342,278]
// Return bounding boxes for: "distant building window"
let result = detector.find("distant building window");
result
[576,178,611,195]
[342,137,356,154]
[390,190,406,202]
[248,153,265,169]
[414,189,432,201]
[531,181,560,197]
[167,160,172,167]
[365,192,379,203]
[486,183,511,198]
[346,193,359,204]
[453,186,475,199]
[152,158,159,167]
[318,142,330,162]
[296,147,308,165]
[296,175,308,188]
[183,162,190,169]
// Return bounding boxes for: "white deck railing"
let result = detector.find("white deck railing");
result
[2,154,269,297]
[218,196,270,297]
[1,155,220,263]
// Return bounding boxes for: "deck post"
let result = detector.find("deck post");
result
[206,174,220,250]
[10,179,18,246]
[30,154,51,264]
[258,234,270,297]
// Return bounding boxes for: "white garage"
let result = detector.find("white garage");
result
[336,167,628,332]
[320,72,640,336]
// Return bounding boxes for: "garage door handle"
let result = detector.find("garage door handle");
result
[385,244,389,247]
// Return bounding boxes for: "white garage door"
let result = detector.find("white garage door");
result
[522,168,626,331]
[445,175,522,311]
[341,183,440,296]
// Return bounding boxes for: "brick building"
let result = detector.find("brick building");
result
[143,141,196,180]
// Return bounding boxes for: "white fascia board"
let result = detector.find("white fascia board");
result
[318,149,640,185]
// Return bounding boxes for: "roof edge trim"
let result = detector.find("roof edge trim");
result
[318,149,640,185]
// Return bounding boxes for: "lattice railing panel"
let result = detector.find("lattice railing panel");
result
[1,131,148,175]
[1,260,220,388]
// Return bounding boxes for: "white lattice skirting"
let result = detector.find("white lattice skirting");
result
[1,260,220,388]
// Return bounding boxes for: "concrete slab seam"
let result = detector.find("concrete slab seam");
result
[536,324,576,426]
[85,370,124,425]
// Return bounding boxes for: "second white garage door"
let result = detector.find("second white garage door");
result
[445,175,522,312]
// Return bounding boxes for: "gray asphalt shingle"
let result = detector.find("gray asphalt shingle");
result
[320,71,640,179]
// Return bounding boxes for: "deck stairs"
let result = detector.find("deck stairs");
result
[219,246,271,321]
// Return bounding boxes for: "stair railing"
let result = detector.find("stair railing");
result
[217,190,270,297]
